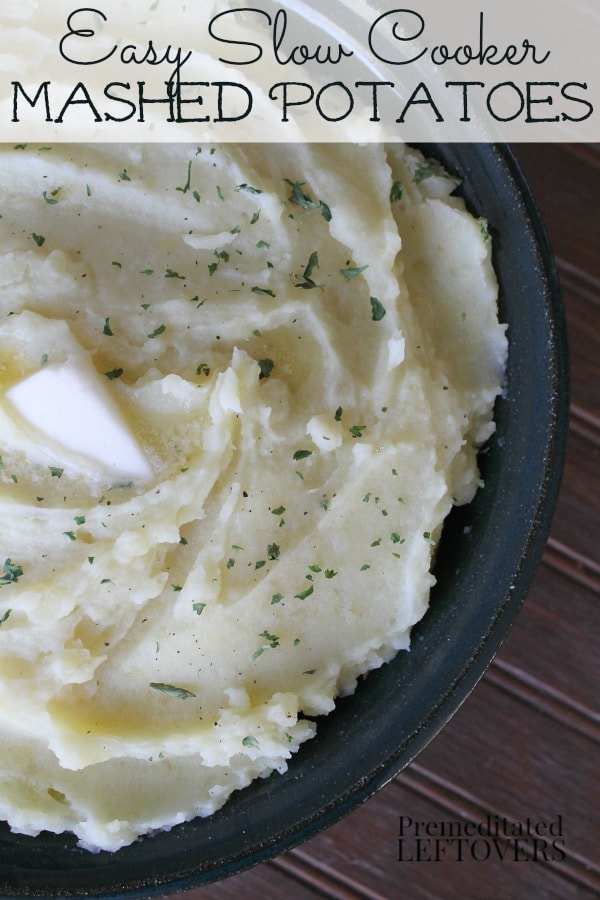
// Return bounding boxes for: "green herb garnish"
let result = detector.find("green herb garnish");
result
[0,559,23,586]
[176,160,192,194]
[237,183,262,194]
[349,425,366,438]
[294,250,320,290]
[284,179,331,221]
[340,264,368,281]
[253,630,280,659]
[258,358,274,380]
[370,297,387,321]
[251,286,276,297]
[390,180,404,202]
[413,162,435,183]
[150,682,196,699]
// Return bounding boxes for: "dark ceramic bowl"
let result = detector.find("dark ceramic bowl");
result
[0,143,568,898]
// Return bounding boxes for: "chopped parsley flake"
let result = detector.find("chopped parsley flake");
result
[193,602,206,616]
[295,585,314,601]
[103,317,114,336]
[258,358,274,379]
[370,296,387,321]
[49,466,63,478]
[294,250,320,290]
[390,180,404,202]
[42,188,61,204]
[251,286,276,297]
[349,425,366,438]
[271,506,286,516]
[242,735,260,749]
[105,368,123,380]
[0,609,11,626]
[271,592,284,605]
[413,162,435,183]
[253,630,280,659]
[176,160,192,193]
[293,449,313,461]
[118,169,131,181]
[32,233,45,247]
[340,264,368,281]
[284,179,332,221]
[0,560,23,586]
[149,682,196,699]
[237,183,262,194]
[147,325,166,339]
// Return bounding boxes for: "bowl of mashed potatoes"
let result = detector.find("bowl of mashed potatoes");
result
[0,140,567,896]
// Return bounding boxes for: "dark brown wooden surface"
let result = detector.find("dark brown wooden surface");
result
[162,144,600,900]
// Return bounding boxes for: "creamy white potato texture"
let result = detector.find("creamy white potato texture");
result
[0,143,506,852]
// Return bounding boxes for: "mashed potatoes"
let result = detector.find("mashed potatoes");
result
[0,142,506,851]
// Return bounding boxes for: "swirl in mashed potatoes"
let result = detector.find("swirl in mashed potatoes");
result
[0,142,506,851]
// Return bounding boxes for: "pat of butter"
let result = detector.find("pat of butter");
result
[5,362,152,483]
